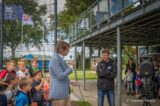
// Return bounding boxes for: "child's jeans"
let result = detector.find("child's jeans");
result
[136,85,141,96]
[127,81,133,94]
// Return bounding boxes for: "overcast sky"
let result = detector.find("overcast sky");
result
[37,0,66,14]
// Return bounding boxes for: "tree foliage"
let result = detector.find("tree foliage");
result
[50,0,95,34]
[3,0,47,57]
[122,46,136,65]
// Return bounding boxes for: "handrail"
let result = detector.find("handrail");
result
[74,1,98,23]
[69,0,157,43]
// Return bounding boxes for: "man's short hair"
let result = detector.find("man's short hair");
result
[102,49,110,55]
[19,78,31,89]
[56,40,70,53]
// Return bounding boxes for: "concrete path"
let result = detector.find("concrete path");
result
[70,80,160,106]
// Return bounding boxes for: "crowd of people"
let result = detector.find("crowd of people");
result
[124,58,160,99]
[1,40,160,106]
[0,40,75,106]
[0,58,51,106]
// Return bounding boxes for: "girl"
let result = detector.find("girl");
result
[135,64,142,97]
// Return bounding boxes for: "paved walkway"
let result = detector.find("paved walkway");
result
[70,80,160,106]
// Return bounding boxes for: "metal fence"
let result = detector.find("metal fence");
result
[69,0,156,43]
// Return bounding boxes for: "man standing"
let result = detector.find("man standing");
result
[96,49,117,106]
[49,40,75,106]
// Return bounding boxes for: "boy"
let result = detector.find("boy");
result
[16,61,30,79]
[4,74,18,106]
[16,78,32,106]
[29,58,39,77]
[15,58,26,72]
[0,61,16,91]
[43,72,51,106]
[31,71,45,106]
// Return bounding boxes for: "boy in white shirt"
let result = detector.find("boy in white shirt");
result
[16,61,30,79]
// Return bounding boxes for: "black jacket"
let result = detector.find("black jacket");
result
[96,59,117,90]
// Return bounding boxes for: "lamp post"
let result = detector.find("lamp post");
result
[54,0,57,52]
[0,0,4,69]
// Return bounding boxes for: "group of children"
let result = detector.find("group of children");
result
[124,64,142,97]
[0,58,51,106]
[124,58,160,99]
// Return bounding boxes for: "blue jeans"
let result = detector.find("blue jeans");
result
[98,90,115,106]
[127,81,133,94]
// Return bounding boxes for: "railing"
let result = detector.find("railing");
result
[69,0,156,43]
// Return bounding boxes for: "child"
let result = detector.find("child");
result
[16,78,32,106]
[125,68,134,95]
[0,61,16,91]
[31,71,45,106]
[16,61,30,79]
[43,72,51,106]
[29,57,39,77]
[4,74,18,106]
[135,65,142,97]
[15,58,26,72]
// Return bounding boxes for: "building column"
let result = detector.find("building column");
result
[136,44,139,66]
[74,45,78,84]
[82,42,86,90]
[117,27,122,106]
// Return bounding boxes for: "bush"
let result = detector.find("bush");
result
[85,58,90,70]
[76,57,91,70]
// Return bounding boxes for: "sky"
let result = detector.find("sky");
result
[37,0,66,14]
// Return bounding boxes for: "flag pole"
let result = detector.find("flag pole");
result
[42,26,45,78]
[54,0,57,52]
[21,17,24,55]
[0,0,4,68]
[21,16,24,55]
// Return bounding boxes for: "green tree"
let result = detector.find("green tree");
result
[50,0,95,34]
[3,0,47,58]
[122,46,136,65]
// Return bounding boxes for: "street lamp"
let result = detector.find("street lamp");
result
[54,0,57,52]
[0,0,5,68]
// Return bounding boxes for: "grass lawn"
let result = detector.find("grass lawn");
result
[71,101,92,106]
[69,71,97,80]
[78,101,92,106]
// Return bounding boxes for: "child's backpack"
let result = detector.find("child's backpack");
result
[8,90,16,106]
[0,69,9,91]
[0,69,9,81]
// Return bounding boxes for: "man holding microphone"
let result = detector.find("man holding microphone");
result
[49,40,76,106]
